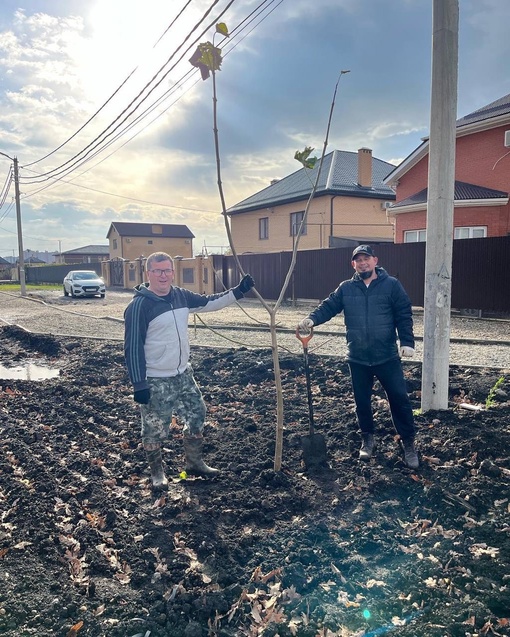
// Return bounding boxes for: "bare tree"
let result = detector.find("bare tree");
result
[190,26,349,470]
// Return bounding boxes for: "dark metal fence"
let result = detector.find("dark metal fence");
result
[213,236,510,312]
[24,263,103,285]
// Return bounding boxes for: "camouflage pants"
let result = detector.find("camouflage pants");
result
[140,369,206,445]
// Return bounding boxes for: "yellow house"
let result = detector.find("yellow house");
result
[106,222,195,260]
[227,148,397,253]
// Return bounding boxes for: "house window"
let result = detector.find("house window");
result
[148,240,153,245]
[183,268,194,284]
[290,211,306,236]
[113,239,117,250]
[404,229,426,243]
[454,226,487,239]
[259,217,269,240]
[203,267,208,284]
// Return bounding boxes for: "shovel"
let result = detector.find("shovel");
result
[295,327,328,469]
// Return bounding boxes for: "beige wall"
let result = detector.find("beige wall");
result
[331,195,394,240]
[230,195,394,253]
[102,255,214,295]
[108,227,123,259]
[108,228,193,260]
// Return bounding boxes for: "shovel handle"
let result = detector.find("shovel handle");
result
[296,326,313,348]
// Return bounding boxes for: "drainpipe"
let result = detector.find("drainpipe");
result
[329,195,338,247]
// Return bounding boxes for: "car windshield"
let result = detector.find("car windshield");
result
[73,272,99,280]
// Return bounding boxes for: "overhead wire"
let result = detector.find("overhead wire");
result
[19,0,285,207]
[20,0,279,187]
[0,201,15,224]
[22,0,196,168]
[20,167,218,212]
[20,0,227,182]
[0,167,13,209]
[153,0,193,48]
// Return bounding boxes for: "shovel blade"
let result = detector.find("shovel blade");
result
[301,433,328,468]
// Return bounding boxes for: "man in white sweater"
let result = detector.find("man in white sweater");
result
[124,251,254,489]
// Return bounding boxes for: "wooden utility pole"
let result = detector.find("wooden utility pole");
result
[421,0,459,410]
[0,151,26,296]
[13,157,26,296]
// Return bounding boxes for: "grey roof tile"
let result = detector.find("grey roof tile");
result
[392,181,508,208]
[456,93,510,127]
[108,222,194,238]
[63,245,110,255]
[228,150,396,214]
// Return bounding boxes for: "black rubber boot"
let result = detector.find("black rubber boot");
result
[401,438,419,469]
[183,435,219,477]
[359,434,375,461]
[144,446,169,490]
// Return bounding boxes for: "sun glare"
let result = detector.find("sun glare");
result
[80,1,200,105]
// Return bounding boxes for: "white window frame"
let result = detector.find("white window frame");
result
[454,226,487,239]
[404,229,426,243]
[259,217,269,240]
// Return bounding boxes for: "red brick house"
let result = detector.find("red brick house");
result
[384,93,510,243]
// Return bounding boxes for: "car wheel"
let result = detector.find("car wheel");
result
[63,286,68,297]
[100,293,105,298]
[70,288,75,298]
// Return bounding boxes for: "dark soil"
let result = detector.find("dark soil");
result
[0,324,509,637]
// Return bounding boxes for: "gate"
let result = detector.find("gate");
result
[109,258,124,287]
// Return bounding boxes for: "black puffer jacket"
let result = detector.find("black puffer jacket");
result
[308,267,414,366]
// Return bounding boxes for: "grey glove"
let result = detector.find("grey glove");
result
[399,346,415,358]
[134,388,150,404]
[298,318,314,331]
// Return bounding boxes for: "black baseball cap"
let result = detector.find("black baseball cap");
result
[352,244,375,259]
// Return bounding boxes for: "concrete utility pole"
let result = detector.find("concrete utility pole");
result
[421,0,459,411]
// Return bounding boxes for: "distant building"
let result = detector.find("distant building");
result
[227,148,396,253]
[106,222,195,260]
[2,251,55,264]
[384,92,510,242]
[22,256,46,264]
[57,245,110,265]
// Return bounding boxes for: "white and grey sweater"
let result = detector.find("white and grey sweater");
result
[124,283,242,391]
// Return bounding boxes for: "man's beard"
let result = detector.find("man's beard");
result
[360,270,373,280]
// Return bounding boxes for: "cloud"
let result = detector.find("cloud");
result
[1,0,509,258]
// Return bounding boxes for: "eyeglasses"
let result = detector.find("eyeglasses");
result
[149,268,174,276]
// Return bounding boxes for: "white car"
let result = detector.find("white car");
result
[63,270,106,298]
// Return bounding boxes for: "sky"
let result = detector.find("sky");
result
[0,0,509,259]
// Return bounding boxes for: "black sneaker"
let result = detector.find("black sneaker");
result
[401,438,419,469]
[359,434,375,460]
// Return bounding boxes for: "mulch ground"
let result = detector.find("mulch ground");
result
[0,324,509,637]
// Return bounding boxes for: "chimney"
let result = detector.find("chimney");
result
[358,147,372,187]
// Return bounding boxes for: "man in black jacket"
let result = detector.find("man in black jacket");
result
[297,244,419,469]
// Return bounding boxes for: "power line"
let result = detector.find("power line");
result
[20,168,218,212]
[20,0,280,186]
[19,0,285,202]
[0,167,13,209]
[21,0,227,181]
[0,201,14,224]
[153,0,193,48]
[19,71,200,199]
[22,0,197,168]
